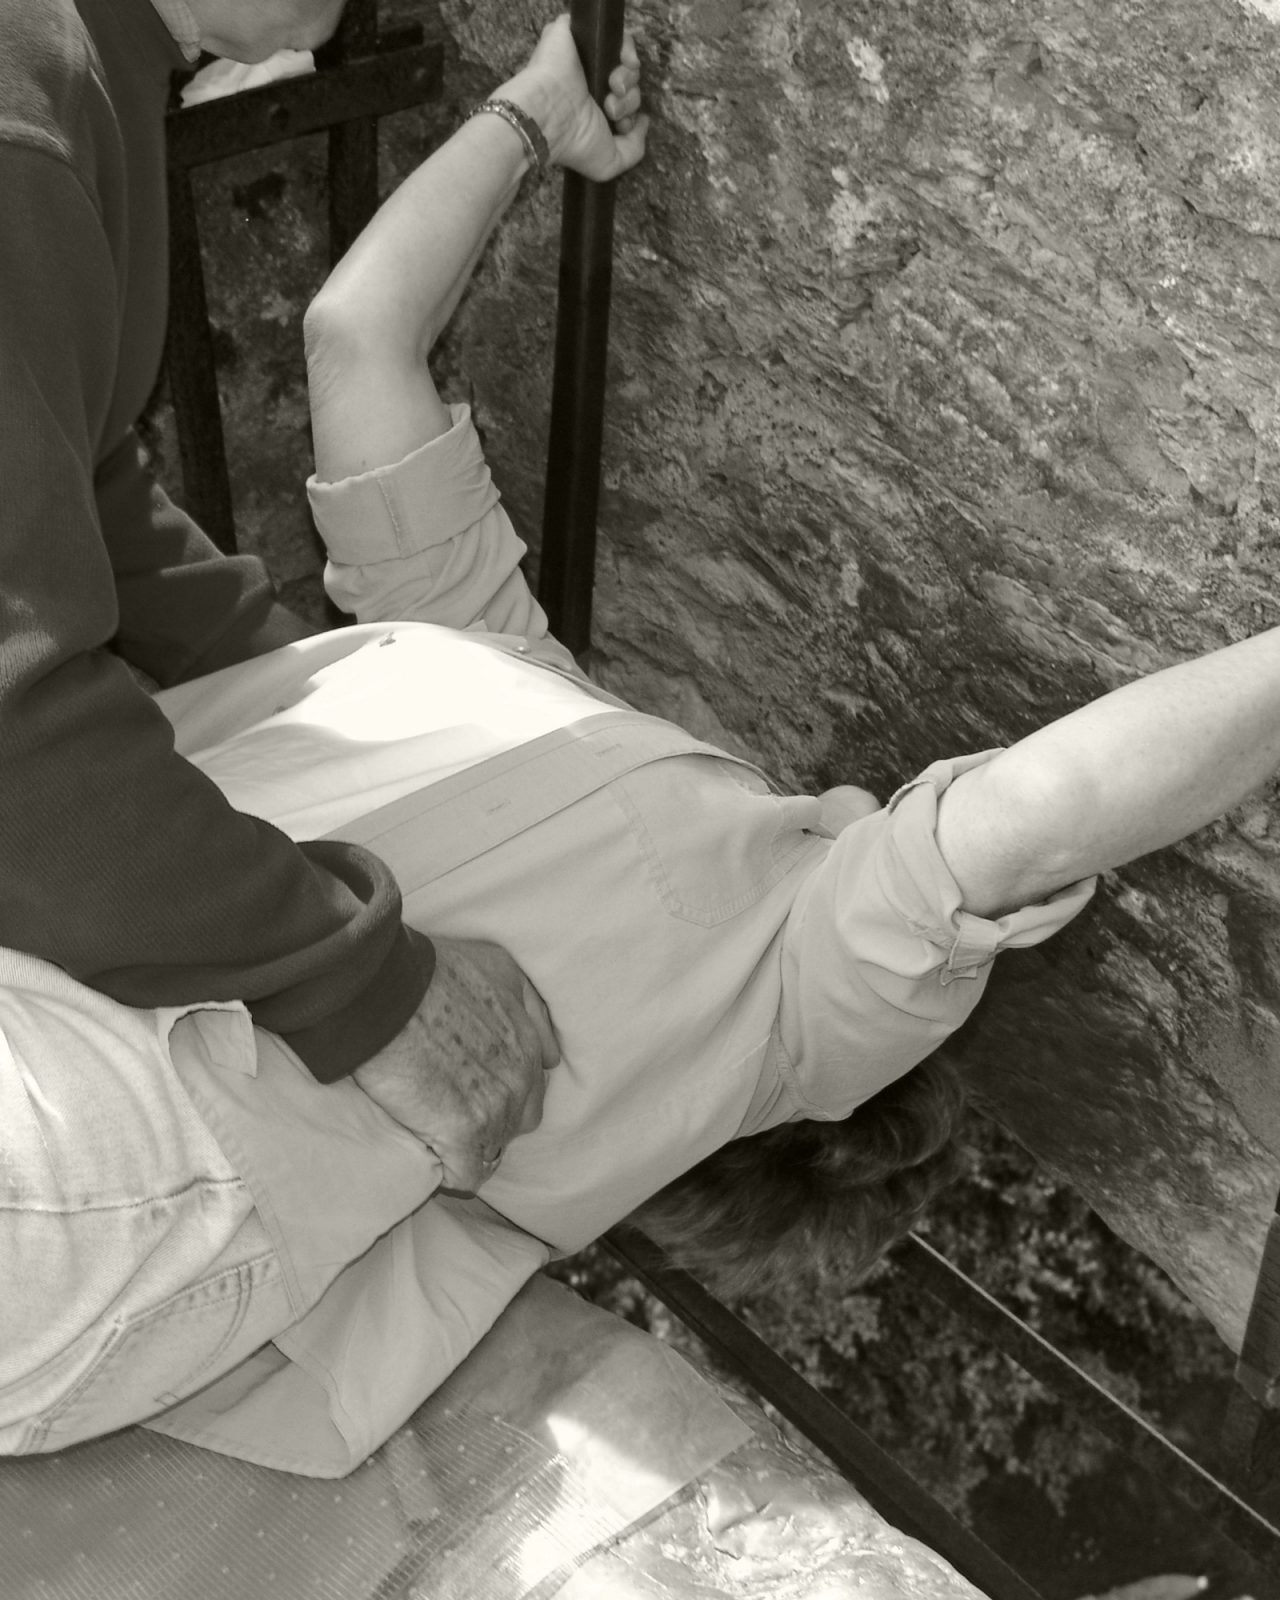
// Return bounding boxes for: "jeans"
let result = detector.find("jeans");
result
[0,959,294,1454]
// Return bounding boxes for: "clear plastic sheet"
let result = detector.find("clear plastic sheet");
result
[552,1381,990,1600]
[0,1278,748,1600]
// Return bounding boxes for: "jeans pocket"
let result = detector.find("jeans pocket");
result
[15,1253,291,1454]
[609,757,821,926]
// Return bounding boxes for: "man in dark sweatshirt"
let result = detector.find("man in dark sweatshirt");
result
[0,0,556,1212]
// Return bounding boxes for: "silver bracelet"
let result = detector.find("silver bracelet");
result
[465,98,551,179]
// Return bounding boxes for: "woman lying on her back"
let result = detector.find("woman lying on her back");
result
[159,17,1280,1470]
[289,16,1280,1322]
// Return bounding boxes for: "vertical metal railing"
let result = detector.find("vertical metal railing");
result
[537,0,626,659]
[166,159,236,551]
[315,0,381,266]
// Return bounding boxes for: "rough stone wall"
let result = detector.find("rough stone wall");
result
[436,0,1280,1350]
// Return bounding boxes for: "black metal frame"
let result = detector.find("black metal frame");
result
[164,0,443,552]
[163,8,1280,1596]
[606,1223,1280,1590]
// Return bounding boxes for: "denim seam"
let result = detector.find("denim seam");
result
[153,1263,259,1407]
[0,1175,246,1216]
[24,1252,279,1449]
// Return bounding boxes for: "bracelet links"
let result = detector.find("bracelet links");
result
[465,98,551,179]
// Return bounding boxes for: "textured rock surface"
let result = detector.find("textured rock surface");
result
[174,0,1280,1350]
[438,0,1280,1351]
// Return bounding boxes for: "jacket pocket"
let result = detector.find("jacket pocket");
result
[607,756,822,926]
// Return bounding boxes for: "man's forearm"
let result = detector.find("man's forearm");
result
[935,624,1280,916]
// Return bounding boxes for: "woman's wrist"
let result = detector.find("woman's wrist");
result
[466,98,550,176]
[488,67,578,169]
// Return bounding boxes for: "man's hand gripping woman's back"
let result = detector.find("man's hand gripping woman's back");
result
[354,939,560,1194]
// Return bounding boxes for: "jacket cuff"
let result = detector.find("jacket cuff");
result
[280,925,435,1083]
[884,751,1096,981]
[307,404,501,565]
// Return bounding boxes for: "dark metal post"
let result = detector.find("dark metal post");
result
[165,164,236,553]
[537,0,626,659]
[1220,1189,1280,1505]
[320,0,381,265]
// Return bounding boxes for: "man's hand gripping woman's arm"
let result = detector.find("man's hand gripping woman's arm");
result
[354,939,560,1194]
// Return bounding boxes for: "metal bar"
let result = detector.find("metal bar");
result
[1237,1202,1280,1409]
[323,0,381,267]
[605,1224,1049,1600]
[1220,1390,1280,1519]
[537,0,626,658]
[165,39,443,170]
[1223,1188,1280,1485]
[893,1232,1280,1574]
[164,163,236,552]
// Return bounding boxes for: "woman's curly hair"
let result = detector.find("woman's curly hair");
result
[626,1055,967,1302]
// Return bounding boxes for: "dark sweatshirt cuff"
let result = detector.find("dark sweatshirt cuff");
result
[280,925,435,1083]
[184,590,320,681]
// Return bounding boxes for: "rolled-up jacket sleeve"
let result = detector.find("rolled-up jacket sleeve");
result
[308,403,578,673]
[776,749,1095,1119]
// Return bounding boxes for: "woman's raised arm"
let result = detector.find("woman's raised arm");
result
[303,15,646,483]
[935,624,1280,916]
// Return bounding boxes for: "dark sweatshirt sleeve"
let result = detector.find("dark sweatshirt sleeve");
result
[97,427,318,685]
[0,143,433,1082]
